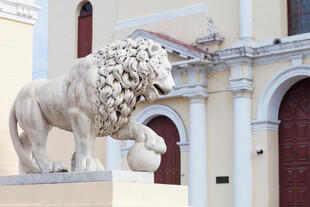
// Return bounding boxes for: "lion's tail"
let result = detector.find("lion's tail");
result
[9,103,41,173]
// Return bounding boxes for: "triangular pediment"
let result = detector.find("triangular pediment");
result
[128,29,211,66]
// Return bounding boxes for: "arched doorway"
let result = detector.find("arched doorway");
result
[147,116,180,184]
[78,1,92,58]
[279,78,310,207]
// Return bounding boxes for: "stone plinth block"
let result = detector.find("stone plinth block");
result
[0,170,188,207]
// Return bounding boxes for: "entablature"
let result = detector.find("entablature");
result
[0,0,40,24]
[213,33,310,71]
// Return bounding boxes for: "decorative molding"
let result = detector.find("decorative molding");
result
[253,32,310,47]
[222,38,310,63]
[0,0,40,24]
[114,3,207,30]
[290,55,303,66]
[121,105,189,156]
[171,58,210,67]
[251,120,281,131]
[129,29,211,60]
[216,46,255,61]
[211,34,310,73]
[188,70,196,84]
[226,62,254,94]
[255,64,310,130]
[172,70,182,87]
[196,15,224,45]
[227,77,254,94]
[165,83,208,99]
[177,141,190,152]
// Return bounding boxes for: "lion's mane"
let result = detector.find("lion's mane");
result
[91,38,167,136]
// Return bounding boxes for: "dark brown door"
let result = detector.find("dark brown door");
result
[78,2,92,58]
[147,116,180,184]
[279,78,310,207]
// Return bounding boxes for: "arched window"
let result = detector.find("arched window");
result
[78,2,93,58]
[288,0,310,35]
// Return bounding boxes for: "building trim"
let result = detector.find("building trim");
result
[114,3,207,30]
[251,120,281,131]
[158,83,208,99]
[129,29,211,60]
[227,77,254,94]
[136,83,208,101]
[196,16,224,46]
[0,0,40,24]
[212,34,310,72]
[121,104,188,156]
[253,64,310,131]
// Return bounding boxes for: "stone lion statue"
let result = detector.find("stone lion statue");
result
[9,38,174,174]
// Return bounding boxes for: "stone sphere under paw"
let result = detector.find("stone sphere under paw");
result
[127,142,161,172]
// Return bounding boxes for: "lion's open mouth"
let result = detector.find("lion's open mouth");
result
[154,84,166,95]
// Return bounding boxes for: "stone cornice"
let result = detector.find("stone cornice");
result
[217,46,255,60]
[0,0,40,24]
[213,34,310,70]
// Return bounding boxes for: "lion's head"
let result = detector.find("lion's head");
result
[141,42,175,102]
[92,38,175,136]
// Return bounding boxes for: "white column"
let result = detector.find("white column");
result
[233,94,252,207]
[233,0,253,46]
[239,0,253,41]
[188,97,207,207]
[105,136,122,170]
[227,62,254,207]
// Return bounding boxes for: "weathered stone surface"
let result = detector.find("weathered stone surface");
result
[9,38,174,174]
[0,170,154,186]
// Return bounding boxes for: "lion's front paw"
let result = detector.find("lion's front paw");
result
[144,135,167,155]
[74,157,104,172]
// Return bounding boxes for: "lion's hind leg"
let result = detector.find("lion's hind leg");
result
[24,127,68,173]
[25,128,68,173]
[19,132,37,174]
[16,98,68,173]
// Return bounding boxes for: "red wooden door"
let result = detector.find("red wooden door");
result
[279,78,310,207]
[147,116,180,184]
[78,9,92,58]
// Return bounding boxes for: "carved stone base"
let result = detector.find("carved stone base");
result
[0,171,189,207]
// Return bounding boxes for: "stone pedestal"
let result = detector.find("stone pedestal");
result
[0,171,188,207]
